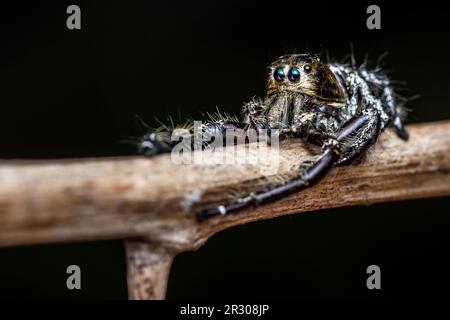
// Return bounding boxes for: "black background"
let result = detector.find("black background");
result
[0,0,449,299]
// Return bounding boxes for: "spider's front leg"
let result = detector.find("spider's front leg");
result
[197,110,381,221]
[139,100,269,156]
[138,121,254,156]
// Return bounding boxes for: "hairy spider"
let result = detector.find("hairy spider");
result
[138,53,409,221]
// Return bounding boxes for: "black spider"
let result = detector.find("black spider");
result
[138,53,409,221]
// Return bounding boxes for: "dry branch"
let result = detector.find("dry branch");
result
[0,120,450,299]
[1,121,449,249]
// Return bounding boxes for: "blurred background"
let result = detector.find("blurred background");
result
[0,0,449,298]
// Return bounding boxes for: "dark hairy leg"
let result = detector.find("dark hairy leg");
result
[139,100,270,156]
[336,111,381,165]
[197,112,382,221]
[360,69,409,140]
[138,121,254,156]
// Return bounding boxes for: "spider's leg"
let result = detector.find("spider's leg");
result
[360,70,409,140]
[336,110,381,165]
[140,100,270,156]
[138,121,254,156]
[197,112,381,220]
[138,127,174,156]
[393,116,408,140]
[382,84,408,140]
[197,138,339,220]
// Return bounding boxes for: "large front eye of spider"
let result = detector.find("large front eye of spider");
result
[287,67,300,82]
[273,67,285,82]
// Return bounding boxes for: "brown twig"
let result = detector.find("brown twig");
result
[0,121,450,299]
[124,240,175,300]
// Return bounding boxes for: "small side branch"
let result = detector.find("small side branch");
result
[124,240,175,300]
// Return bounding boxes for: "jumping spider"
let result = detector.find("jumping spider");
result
[138,53,409,221]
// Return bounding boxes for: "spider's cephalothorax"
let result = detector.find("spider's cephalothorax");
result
[138,53,409,220]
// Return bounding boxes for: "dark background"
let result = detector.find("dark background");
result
[0,0,449,299]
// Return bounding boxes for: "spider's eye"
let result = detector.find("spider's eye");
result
[288,67,300,82]
[273,67,285,82]
[304,64,312,73]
